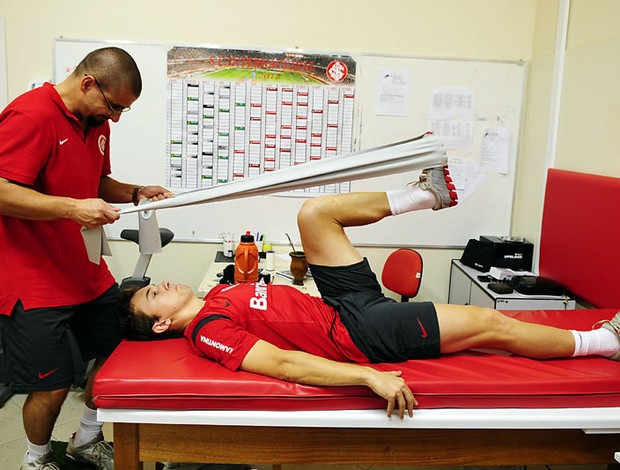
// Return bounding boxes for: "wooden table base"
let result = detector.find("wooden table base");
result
[114,422,620,470]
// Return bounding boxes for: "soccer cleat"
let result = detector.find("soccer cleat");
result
[593,311,620,361]
[20,452,60,470]
[66,432,114,470]
[414,165,458,210]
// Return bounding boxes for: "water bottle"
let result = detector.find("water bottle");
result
[234,232,259,283]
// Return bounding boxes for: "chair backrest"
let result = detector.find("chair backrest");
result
[381,248,423,302]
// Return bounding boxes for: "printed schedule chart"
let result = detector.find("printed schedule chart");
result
[165,47,357,195]
[167,80,355,194]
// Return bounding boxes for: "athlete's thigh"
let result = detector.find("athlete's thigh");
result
[434,303,496,353]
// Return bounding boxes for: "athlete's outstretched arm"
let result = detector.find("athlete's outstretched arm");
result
[241,339,417,418]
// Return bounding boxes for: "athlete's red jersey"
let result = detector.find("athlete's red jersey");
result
[184,282,368,370]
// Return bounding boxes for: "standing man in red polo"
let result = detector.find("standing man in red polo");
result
[0,47,172,470]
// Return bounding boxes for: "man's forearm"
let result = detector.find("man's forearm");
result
[0,177,121,227]
[98,176,135,204]
[0,177,78,221]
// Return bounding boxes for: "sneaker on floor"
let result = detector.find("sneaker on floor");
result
[413,165,458,210]
[66,432,114,470]
[20,452,60,470]
[594,311,620,360]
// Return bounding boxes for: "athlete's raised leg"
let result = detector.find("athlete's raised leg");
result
[299,166,458,267]
[298,192,392,267]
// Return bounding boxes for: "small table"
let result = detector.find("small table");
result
[198,252,320,298]
[448,260,576,310]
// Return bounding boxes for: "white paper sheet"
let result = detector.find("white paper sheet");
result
[375,67,411,116]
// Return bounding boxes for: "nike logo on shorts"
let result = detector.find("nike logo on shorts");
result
[59,138,69,145]
[417,318,428,338]
[38,367,60,380]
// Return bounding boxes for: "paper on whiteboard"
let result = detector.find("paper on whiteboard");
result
[480,127,510,174]
[375,67,410,117]
[446,156,488,204]
[429,87,475,150]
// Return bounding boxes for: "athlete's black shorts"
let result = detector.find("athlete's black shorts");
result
[309,258,440,363]
[1,284,122,392]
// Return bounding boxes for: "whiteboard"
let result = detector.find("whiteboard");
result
[55,39,525,248]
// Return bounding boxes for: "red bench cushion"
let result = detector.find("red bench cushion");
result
[94,309,620,411]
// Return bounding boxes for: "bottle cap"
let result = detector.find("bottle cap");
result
[240,233,255,243]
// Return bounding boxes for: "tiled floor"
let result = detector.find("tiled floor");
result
[0,390,609,469]
[0,389,126,469]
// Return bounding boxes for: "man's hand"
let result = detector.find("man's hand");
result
[98,177,174,205]
[69,198,121,228]
[366,369,417,419]
[137,185,174,203]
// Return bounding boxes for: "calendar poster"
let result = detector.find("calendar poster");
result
[166,46,357,195]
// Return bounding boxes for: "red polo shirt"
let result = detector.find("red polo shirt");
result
[0,83,116,314]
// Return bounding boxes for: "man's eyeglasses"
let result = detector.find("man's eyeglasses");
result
[88,75,131,114]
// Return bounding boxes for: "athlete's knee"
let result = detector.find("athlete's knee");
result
[298,196,332,229]
[467,306,513,336]
[463,305,509,334]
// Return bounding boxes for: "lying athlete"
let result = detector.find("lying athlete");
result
[118,166,620,418]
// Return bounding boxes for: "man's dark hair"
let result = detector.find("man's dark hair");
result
[74,47,142,97]
[117,287,183,341]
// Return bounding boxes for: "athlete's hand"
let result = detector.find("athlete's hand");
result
[367,370,417,418]
[70,198,120,228]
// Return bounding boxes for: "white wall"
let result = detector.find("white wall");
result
[513,0,620,255]
[1,0,543,302]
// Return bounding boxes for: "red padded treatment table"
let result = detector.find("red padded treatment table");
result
[94,309,620,469]
[94,309,620,411]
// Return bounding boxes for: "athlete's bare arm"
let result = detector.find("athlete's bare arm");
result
[241,339,417,418]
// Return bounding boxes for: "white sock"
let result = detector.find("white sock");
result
[73,405,103,447]
[570,328,620,357]
[25,439,52,464]
[387,186,436,215]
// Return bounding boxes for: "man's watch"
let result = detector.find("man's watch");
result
[132,186,143,206]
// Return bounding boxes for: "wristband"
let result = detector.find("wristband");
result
[132,186,143,206]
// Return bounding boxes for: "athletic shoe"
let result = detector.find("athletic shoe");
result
[594,311,620,360]
[20,452,60,470]
[66,432,114,470]
[414,165,458,210]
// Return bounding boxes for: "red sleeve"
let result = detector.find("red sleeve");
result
[0,110,53,186]
[189,316,260,371]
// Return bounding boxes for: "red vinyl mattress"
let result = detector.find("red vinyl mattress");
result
[94,308,620,411]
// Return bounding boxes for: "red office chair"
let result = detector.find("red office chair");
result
[381,248,423,302]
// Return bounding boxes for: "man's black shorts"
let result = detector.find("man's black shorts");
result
[1,284,122,392]
[309,258,440,363]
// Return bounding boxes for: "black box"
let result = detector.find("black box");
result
[479,235,533,271]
